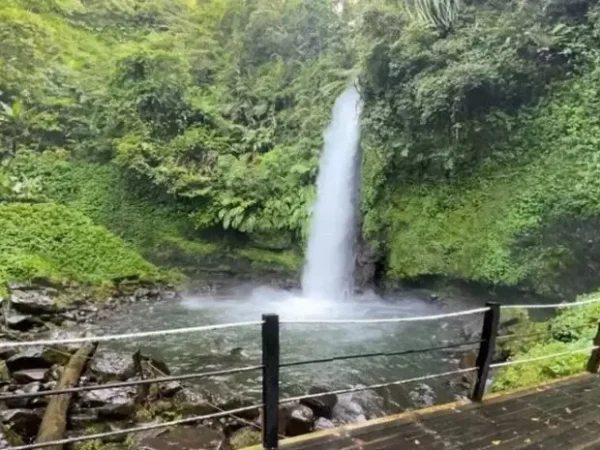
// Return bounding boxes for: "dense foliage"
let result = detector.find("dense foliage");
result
[0,202,160,295]
[494,294,600,390]
[3,0,600,298]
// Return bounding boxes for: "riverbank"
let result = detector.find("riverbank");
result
[0,283,485,449]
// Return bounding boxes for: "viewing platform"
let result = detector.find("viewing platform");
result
[260,374,600,450]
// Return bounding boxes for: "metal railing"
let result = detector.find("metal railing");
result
[2,298,600,450]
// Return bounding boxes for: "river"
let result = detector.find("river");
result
[93,283,551,414]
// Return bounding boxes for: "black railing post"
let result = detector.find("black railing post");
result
[262,314,280,450]
[586,320,600,373]
[470,302,500,402]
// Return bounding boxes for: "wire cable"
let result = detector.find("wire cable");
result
[501,298,600,310]
[280,340,481,369]
[0,321,263,349]
[280,307,490,325]
[490,346,598,369]
[9,404,262,450]
[0,365,262,401]
[279,367,478,405]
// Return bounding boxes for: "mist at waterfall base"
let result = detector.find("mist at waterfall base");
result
[95,88,490,411]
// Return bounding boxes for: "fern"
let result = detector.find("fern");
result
[406,0,462,32]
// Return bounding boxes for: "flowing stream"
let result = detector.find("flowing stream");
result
[97,286,492,411]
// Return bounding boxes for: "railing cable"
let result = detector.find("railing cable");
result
[280,340,481,369]
[490,346,599,369]
[496,324,594,342]
[501,298,600,310]
[0,365,262,402]
[280,307,490,325]
[9,404,263,450]
[0,320,263,349]
[279,367,478,405]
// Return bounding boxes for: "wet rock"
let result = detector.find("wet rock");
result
[88,350,135,381]
[347,389,386,419]
[79,387,136,419]
[300,386,337,419]
[41,330,87,355]
[159,381,182,397]
[6,347,51,372]
[67,409,99,430]
[12,369,47,384]
[4,382,46,408]
[0,348,16,361]
[10,290,59,315]
[174,390,218,417]
[355,236,379,287]
[0,362,9,384]
[139,426,226,450]
[0,423,23,447]
[314,417,335,431]
[409,383,436,408]
[0,409,43,438]
[229,427,261,449]
[285,404,314,436]
[5,314,44,332]
[191,388,258,420]
[331,395,367,425]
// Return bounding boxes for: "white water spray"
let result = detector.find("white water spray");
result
[301,86,362,301]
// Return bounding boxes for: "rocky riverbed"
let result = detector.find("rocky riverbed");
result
[0,282,489,449]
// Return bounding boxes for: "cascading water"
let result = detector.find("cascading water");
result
[301,86,362,301]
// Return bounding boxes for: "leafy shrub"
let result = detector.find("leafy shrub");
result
[0,202,161,287]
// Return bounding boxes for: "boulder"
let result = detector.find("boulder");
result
[0,423,23,447]
[409,383,436,408]
[174,390,219,417]
[0,348,16,361]
[3,382,46,409]
[0,409,43,438]
[285,404,314,437]
[5,314,44,332]
[67,410,99,430]
[6,347,51,372]
[10,290,60,315]
[40,330,88,357]
[354,236,379,287]
[88,350,136,381]
[340,389,385,420]
[314,417,335,431]
[300,387,337,419]
[139,426,226,450]
[11,369,47,384]
[159,380,182,397]
[188,388,259,420]
[79,387,136,419]
[331,395,367,425]
[229,427,261,449]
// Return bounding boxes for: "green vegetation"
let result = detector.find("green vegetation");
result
[0,202,160,293]
[3,0,600,308]
[359,0,600,298]
[494,294,600,391]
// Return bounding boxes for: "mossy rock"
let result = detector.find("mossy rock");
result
[229,427,261,449]
[0,361,10,383]
[1,424,24,446]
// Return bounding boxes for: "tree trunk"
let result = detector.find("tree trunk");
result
[36,342,97,450]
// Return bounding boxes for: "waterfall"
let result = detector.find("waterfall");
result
[301,86,362,300]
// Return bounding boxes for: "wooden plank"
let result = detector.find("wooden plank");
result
[266,375,600,450]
